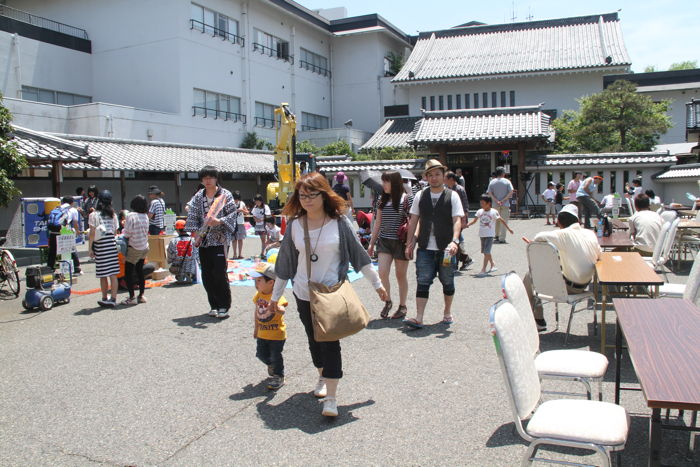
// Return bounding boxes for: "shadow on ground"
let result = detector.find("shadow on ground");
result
[172,313,227,329]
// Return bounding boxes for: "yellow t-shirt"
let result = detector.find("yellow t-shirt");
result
[253,291,288,340]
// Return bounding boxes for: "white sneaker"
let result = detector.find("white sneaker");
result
[217,309,229,319]
[321,397,338,417]
[208,309,218,317]
[313,377,327,398]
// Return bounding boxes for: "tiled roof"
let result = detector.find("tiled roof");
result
[359,117,420,150]
[394,13,630,83]
[409,106,551,144]
[526,152,676,169]
[655,163,700,181]
[11,126,97,165]
[47,133,274,174]
[317,158,424,173]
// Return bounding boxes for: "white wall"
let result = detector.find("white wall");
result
[639,87,700,144]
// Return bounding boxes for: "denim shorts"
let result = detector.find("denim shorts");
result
[480,237,494,254]
[415,248,455,299]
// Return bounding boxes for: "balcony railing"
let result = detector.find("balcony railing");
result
[687,99,700,130]
[252,42,293,64]
[0,4,88,39]
[301,125,328,131]
[189,19,244,46]
[192,106,246,123]
[299,60,331,77]
[255,117,275,128]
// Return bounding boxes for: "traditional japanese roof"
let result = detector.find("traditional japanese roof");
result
[526,152,676,170]
[10,125,97,165]
[316,157,424,173]
[654,163,700,181]
[359,117,420,150]
[393,13,630,83]
[409,106,551,145]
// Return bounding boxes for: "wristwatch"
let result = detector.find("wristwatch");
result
[451,239,460,246]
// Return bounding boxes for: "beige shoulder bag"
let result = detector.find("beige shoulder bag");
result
[303,216,369,342]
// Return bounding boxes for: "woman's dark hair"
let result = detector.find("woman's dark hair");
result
[632,179,642,186]
[379,171,404,211]
[645,189,656,199]
[264,216,276,225]
[97,190,115,218]
[233,190,242,201]
[87,185,98,196]
[198,165,219,180]
[282,172,346,219]
[480,194,492,204]
[130,195,148,214]
[76,187,84,196]
[254,194,264,205]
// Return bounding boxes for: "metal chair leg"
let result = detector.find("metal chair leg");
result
[564,303,576,345]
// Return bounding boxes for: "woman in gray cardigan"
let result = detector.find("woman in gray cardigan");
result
[270,173,387,417]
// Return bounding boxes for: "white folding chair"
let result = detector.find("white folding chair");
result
[489,300,629,467]
[659,252,700,306]
[502,272,608,400]
[644,220,671,271]
[661,217,681,270]
[625,197,635,216]
[526,241,594,345]
[660,209,677,223]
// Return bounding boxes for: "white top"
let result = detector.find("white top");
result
[567,179,581,194]
[629,210,663,253]
[60,203,81,230]
[235,200,246,224]
[123,212,150,250]
[272,219,382,302]
[533,223,601,284]
[601,194,615,209]
[475,208,500,238]
[633,186,643,197]
[409,188,464,250]
[542,189,556,203]
[251,204,271,229]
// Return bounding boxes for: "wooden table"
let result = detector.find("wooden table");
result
[611,218,629,230]
[597,231,634,250]
[678,209,698,219]
[594,252,664,353]
[678,220,700,230]
[613,298,700,466]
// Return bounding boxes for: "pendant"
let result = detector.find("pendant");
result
[310,253,319,262]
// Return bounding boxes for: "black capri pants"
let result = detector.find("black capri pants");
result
[295,295,343,379]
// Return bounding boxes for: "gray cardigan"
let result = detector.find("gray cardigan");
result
[275,215,372,284]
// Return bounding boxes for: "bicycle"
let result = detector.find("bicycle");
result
[0,237,20,298]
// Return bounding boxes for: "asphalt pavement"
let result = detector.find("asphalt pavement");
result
[0,218,697,466]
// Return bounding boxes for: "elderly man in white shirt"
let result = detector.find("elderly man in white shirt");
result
[628,193,663,255]
[522,204,601,331]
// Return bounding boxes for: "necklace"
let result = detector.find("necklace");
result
[309,216,326,262]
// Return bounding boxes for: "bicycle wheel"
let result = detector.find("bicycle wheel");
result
[1,251,20,297]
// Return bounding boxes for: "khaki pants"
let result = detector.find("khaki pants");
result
[523,272,586,320]
[495,205,510,242]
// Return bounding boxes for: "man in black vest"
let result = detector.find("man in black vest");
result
[404,160,464,328]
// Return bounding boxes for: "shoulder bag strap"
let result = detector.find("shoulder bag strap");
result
[302,216,312,285]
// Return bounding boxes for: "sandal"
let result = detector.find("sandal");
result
[441,316,454,325]
[403,318,424,329]
[380,300,393,319]
[391,305,407,320]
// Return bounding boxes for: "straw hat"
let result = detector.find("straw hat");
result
[423,159,448,176]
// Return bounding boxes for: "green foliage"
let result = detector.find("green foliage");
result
[552,80,671,153]
[240,131,272,150]
[668,60,697,71]
[644,65,656,73]
[295,140,319,154]
[357,146,417,161]
[0,93,27,207]
[386,51,405,76]
[318,140,354,157]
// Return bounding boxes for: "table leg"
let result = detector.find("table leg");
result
[615,317,622,405]
[600,284,608,354]
[649,408,662,467]
[653,284,659,299]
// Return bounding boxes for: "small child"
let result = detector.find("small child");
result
[467,194,513,277]
[541,182,557,225]
[554,183,567,214]
[250,263,288,390]
[263,216,282,256]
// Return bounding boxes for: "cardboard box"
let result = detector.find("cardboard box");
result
[147,235,174,269]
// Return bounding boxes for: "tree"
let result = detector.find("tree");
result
[295,139,319,154]
[668,60,697,71]
[643,65,656,73]
[356,146,417,161]
[240,131,272,150]
[318,140,355,157]
[551,80,671,153]
[0,93,27,207]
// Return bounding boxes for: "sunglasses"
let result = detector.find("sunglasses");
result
[298,192,322,200]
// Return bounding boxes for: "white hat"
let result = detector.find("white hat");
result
[560,204,578,218]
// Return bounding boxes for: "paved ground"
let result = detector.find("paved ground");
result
[0,218,697,466]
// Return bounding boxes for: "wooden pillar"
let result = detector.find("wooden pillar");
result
[256,174,262,194]
[120,171,126,211]
[174,172,182,214]
[51,162,62,197]
[437,145,448,165]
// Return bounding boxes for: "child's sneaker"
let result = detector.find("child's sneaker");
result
[321,396,338,417]
[101,298,117,308]
[313,377,327,398]
[97,298,111,307]
[217,308,229,319]
[267,375,285,390]
[120,297,137,306]
[137,295,147,304]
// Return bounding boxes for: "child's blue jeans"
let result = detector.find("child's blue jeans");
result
[256,338,285,377]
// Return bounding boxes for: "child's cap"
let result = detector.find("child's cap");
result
[175,219,186,230]
[249,263,276,280]
[547,181,555,187]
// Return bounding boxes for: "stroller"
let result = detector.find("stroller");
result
[356,210,373,250]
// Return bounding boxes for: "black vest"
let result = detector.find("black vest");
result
[417,187,454,251]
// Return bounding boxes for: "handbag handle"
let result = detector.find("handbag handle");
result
[302,216,312,285]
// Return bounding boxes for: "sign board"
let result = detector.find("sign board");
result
[164,213,177,236]
[56,233,76,255]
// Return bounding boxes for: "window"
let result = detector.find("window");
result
[473,93,479,108]
[430,96,435,111]
[491,92,497,108]
[447,95,453,110]
[300,48,330,76]
[421,96,427,110]
[456,94,461,109]
[21,85,91,105]
[509,91,515,106]
[465,94,470,109]
[190,3,242,45]
[255,102,275,128]
[438,95,444,110]
[253,29,291,62]
[482,93,488,108]
[500,91,506,107]
[193,88,243,122]
[301,112,329,131]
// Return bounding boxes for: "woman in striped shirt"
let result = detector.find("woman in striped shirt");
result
[121,195,150,305]
[89,190,120,307]
[367,171,412,320]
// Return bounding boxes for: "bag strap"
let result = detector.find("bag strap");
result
[302,216,312,285]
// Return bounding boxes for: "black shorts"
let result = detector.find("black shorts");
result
[377,237,407,260]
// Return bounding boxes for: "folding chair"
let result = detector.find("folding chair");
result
[660,209,677,223]
[659,252,700,306]
[644,220,671,271]
[526,241,594,345]
[502,272,608,400]
[489,300,629,467]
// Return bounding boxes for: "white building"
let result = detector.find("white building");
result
[0,0,410,149]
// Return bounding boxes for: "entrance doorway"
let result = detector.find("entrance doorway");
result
[447,153,492,207]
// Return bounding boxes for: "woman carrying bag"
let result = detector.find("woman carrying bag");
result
[88,190,120,307]
[270,173,387,417]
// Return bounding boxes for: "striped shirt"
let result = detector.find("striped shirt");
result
[149,198,166,228]
[378,193,411,240]
[123,212,150,250]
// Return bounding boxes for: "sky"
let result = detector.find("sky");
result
[304,0,698,72]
